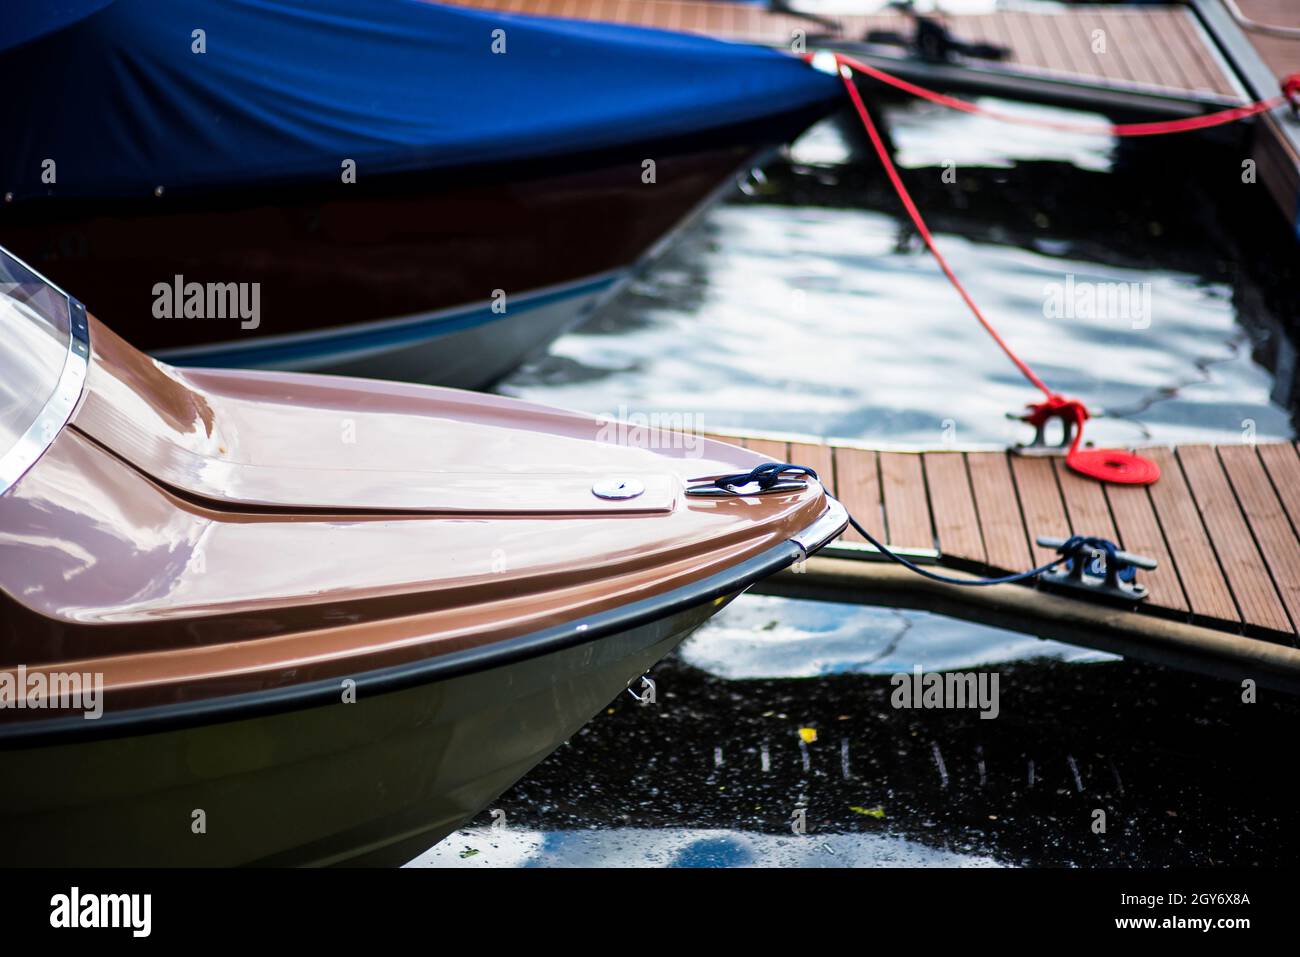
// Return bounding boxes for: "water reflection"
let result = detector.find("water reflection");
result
[411,826,1001,868]
[502,100,1298,445]
[677,594,1111,678]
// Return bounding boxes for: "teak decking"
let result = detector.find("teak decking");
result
[706,431,1300,689]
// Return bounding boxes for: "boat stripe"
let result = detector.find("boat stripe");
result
[158,272,623,369]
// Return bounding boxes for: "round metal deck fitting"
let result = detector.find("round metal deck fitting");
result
[592,477,645,500]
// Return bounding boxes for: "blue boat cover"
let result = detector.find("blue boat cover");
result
[0,0,839,200]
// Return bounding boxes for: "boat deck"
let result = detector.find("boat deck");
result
[703,430,1300,688]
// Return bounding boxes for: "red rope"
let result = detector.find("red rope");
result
[831,52,1300,137]
[833,57,1055,398]
[822,52,1203,484]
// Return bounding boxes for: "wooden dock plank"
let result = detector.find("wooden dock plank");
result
[1099,9,1164,88]
[1218,444,1300,636]
[1088,7,1139,83]
[1142,446,1240,628]
[1010,455,1070,565]
[1028,10,1073,75]
[1259,442,1300,537]
[879,452,934,550]
[1002,10,1053,72]
[789,441,836,498]
[703,2,730,35]
[1178,445,1291,635]
[1167,9,1238,97]
[637,0,661,27]
[1137,10,1203,94]
[662,0,681,33]
[742,438,790,462]
[1158,18,1208,93]
[836,447,885,545]
[1103,480,1189,615]
[923,452,985,564]
[1158,12,1211,91]
[1053,458,1119,542]
[1077,9,1130,86]
[966,452,1033,574]
[1041,10,1095,80]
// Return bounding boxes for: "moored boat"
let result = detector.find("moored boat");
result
[0,0,840,388]
[0,247,846,865]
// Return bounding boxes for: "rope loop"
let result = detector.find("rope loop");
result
[708,462,819,493]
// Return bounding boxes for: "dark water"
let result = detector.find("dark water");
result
[413,602,1300,867]
[413,95,1300,867]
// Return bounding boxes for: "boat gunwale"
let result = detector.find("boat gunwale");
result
[0,497,847,747]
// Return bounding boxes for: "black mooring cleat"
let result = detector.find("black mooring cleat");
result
[1036,535,1156,602]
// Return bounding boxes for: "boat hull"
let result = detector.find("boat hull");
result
[158,271,623,390]
[0,135,790,389]
[0,596,727,867]
[0,261,849,867]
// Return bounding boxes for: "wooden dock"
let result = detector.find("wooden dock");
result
[703,430,1300,690]
[454,1,1243,109]
[449,0,1300,231]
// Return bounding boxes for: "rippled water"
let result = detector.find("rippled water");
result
[419,95,1300,868]
[505,101,1296,447]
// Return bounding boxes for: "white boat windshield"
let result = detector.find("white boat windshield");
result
[0,249,86,495]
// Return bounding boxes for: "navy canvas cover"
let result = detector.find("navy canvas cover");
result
[0,0,839,200]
